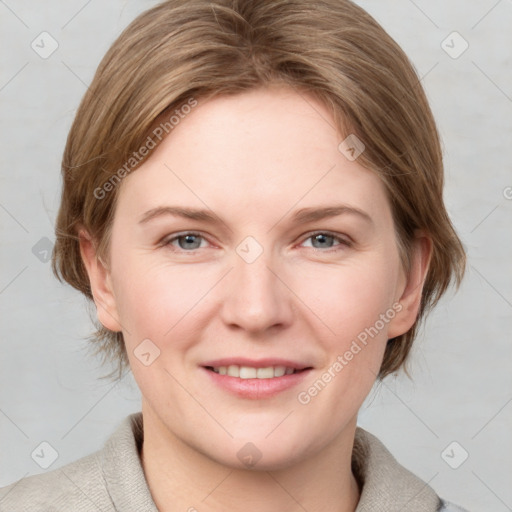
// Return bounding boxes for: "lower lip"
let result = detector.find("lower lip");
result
[201,367,312,399]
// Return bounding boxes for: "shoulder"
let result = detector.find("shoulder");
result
[439,500,471,511]
[0,451,113,512]
[0,413,151,512]
[353,427,470,511]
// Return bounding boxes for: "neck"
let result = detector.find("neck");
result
[140,405,361,512]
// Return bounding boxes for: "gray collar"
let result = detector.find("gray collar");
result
[98,413,159,511]
[352,427,441,511]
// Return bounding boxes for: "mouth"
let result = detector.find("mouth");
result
[200,358,313,399]
[204,364,310,379]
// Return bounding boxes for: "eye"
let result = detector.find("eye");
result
[300,231,351,251]
[163,232,209,251]
[160,231,351,253]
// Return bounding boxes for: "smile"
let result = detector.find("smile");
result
[207,365,302,379]
[201,359,313,399]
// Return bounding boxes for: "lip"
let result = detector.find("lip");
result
[200,358,313,400]
[201,357,310,370]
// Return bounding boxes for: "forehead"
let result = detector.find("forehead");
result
[116,86,391,225]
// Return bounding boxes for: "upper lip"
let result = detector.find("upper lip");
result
[201,357,312,370]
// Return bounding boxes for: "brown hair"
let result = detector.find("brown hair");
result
[52,0,466,381]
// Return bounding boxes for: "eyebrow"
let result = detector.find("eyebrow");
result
[139,206,221,224]
[291,205,373,225]
[138,205,373,226]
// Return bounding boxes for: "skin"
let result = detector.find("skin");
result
[80,86,432,512]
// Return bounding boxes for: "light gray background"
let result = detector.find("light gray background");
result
[1,1,511,510]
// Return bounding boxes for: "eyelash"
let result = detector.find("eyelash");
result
[303,231,353,251]
[161,231,352,253]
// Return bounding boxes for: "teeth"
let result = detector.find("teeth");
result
[272,366,286,377]
[239,366,257,379]
[212,365,297,379]
[227,365,239,377]
[257,367,274,378]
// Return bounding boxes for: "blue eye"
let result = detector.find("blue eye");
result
[302,232,351,251]
[162,231,351,253]
[165,232,206,250]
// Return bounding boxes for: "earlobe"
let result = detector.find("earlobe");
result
[387,233,433,339]
[78,229,122,333]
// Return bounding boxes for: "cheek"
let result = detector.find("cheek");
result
[300,257,399,341]
[111,256,217,347]
[294,256,400,395]
[111,259,215,407]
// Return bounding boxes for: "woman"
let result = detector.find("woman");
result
[0,0,468,510]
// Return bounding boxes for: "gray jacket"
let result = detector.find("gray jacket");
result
[0,412,468,511]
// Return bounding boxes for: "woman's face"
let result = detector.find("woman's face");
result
[89,86,423,469]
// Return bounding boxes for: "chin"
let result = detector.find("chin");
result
[201,431,320,472]
[213,446,308,472]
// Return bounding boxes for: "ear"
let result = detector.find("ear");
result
[78,229,122,332]
[387,232,433,339]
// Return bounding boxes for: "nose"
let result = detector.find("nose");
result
[219,245,295,334]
